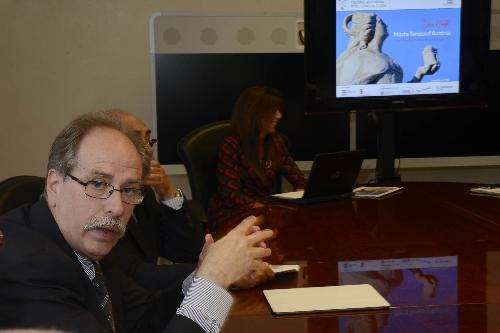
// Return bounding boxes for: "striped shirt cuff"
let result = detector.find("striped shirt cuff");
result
[161,195,184,210]
[177,275,233,333]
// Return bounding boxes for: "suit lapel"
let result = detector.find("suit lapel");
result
[127,187,159,261]
[28,200,115,332]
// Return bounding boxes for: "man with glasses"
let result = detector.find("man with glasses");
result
[99,110,205,292]
[0,112,274,332]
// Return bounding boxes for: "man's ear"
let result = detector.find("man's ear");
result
[46,169,63,208]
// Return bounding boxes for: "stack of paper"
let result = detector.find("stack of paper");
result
[271,190,304,200]
[470,186,500,197]
[271,264,300,274]
[263,284,390,314]
[353,186,402,199]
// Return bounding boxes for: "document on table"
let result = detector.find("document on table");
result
[271,264,300,274]
[263,284,390,315]
[470,186,500,197]
[271,190,304,199]
[352,186,403,198]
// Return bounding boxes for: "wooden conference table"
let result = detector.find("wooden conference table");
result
[220,182,500,333]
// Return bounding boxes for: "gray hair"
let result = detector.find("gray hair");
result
[98,108,132,120]
[46,111,150,183]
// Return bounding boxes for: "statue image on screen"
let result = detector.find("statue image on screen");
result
[337,256,458,333]
[336,12,440,85]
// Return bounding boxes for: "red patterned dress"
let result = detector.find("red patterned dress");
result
[208,135,306,234]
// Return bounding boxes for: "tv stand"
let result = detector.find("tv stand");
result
[371,111,401,184]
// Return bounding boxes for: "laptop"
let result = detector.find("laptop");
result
[270,150,364,204]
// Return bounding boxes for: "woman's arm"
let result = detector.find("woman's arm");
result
[279,143,306,190]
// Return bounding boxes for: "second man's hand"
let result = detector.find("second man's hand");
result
[145,159,176,200]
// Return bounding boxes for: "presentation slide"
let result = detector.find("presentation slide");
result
[335,0,461,98]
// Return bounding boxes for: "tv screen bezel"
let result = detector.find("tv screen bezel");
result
[304,0,491,114]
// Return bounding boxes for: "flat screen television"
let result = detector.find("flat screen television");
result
[304,0,490,113]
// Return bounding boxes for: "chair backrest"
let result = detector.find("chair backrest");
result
[0,175,46,216]
[177,120,233,217]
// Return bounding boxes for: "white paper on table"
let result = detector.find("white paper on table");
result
[263,284,390,314]
[271,264,300,274]
[271,190,304,199]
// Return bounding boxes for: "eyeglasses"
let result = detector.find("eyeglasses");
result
[149,139,158,148]
[68,174,144,205]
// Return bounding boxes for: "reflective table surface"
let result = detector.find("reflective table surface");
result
[221,182,500,333]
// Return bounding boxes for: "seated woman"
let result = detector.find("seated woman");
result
[208,86,306,235]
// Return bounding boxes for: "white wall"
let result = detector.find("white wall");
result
[0,0,302,180]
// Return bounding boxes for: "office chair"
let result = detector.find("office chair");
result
[177,120,233,226]
[0,175,45,216]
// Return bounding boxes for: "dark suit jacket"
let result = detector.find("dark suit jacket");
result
[113,187,203,292]
[0,200,203,333]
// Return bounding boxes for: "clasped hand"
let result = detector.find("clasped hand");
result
[196,216,274,289]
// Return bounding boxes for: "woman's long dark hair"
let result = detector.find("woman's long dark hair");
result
[231,86,284,183]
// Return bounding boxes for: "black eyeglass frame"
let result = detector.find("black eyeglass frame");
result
[67,174,144,205]
[149,139,158,147]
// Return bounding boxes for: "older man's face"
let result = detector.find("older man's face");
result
[46,127,142,261]
[121,114,154,159]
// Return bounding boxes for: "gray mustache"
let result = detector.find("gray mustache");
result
[83,216,126,238]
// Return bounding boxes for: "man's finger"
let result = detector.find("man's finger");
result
[250,246,272,259]
[232,215,258,233]
[253,215,265,226]
[200,234,214,253]
[204,233,214,246]
[144,180,162,186]
[250,258,273,272]
[247,229,274,245]
[250,225,261,233]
